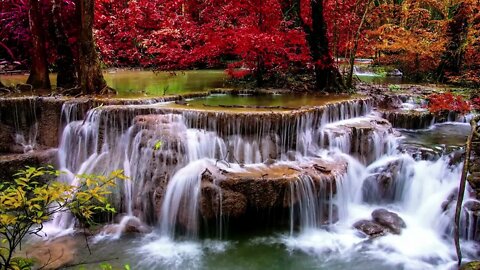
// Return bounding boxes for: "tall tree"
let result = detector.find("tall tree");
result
[437,1,471,81]
[53,0,77,89]
[26,0,50,89]
[345,0,372,88]
[77,0,108,94]
[299,0,345,91]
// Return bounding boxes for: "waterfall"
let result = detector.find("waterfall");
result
[40,94,480,269]
[159,160,207,239]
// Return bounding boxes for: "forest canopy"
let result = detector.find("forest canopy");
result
[0,0,479,89]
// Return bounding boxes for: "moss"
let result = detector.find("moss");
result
[460,261,480,270]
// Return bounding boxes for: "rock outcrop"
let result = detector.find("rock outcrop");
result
[197,157,347,230]
[321,116,397,164]
[353,209,406,237]
[0,149,58,180]
[371,208,406,234]
[362,159,403,203]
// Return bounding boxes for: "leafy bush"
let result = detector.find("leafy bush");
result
[0,166,127,269]
[426,92,472,114]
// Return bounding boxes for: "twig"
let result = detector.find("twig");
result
[454,115,479,266]
[61,257,120,269]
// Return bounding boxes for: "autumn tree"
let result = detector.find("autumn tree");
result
[299,0,345,91]
[77,0,108,94]
[437,1,470,81]
[438,0,480,86]
[26,0,50,89]
[53,0,77,89]
[343,0,372,87]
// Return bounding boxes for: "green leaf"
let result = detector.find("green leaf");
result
[154,140,163,150]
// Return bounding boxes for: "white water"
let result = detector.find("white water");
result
[43,98,479,269]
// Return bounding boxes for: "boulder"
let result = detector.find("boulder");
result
[371,208,406,234]
[362,159,402,203]
[101,216,152,235]
[377,95,403,110]
[0,149,58,180]
[25,237,76,270]
[321,116,396,164]
[198,157,347,228]
[353,220,388,238]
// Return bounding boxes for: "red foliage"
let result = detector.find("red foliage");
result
[427,92,472,114]
[472,97,480,110]
[0,0,76,65]
[94,0,311,80]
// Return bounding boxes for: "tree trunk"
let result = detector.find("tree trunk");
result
[300,0,345,92]
[77,0,107,94]
[27,0,51,89]
[53,0,77,89]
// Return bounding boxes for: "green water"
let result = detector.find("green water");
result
[105,70,227,97]
[69,233,396,270]
[400,123,470,148]
[181,93,357,109]
[0,70,228,98]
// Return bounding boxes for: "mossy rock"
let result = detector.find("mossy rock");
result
[461,261,480,270]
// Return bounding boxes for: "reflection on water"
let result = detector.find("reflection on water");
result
[105,70,227,97]
[182,93,358,109]
[0,70,228,97]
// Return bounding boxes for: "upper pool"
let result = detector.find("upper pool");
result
[0,70,228,98]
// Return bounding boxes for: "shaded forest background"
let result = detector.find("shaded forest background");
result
[0,0,479,91]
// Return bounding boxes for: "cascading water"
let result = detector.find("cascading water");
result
[42,95,479,269]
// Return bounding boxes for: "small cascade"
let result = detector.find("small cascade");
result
[289,174,336,234]
[0,97,40,153]
[353,66,380,77]
[160,160,209,239]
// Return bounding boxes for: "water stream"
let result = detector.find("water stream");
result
[38,93,479,269]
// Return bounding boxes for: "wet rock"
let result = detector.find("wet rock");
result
[371,209,406,234]
[465,200,480,212]
[377,95,403,110]
[124,217,152,234]
[362,159,402,203]
[16,83,33,92]
[175,99,187,105]
[449,150,466,166]
[322,204,339,225]
[0,123,15,152]
[460,261,480,270]
[0,149,58,180]
[199,157,347,224]
[353,220,388,238]
[102,216,152,235]
[382,111,434,130]
[25,237,76,270]
[362,174,395,203]
[322,116,396,164]
[200,181,247,218]
[400,144,441,161]
[0,87,12,95]
[441,188,458,212]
